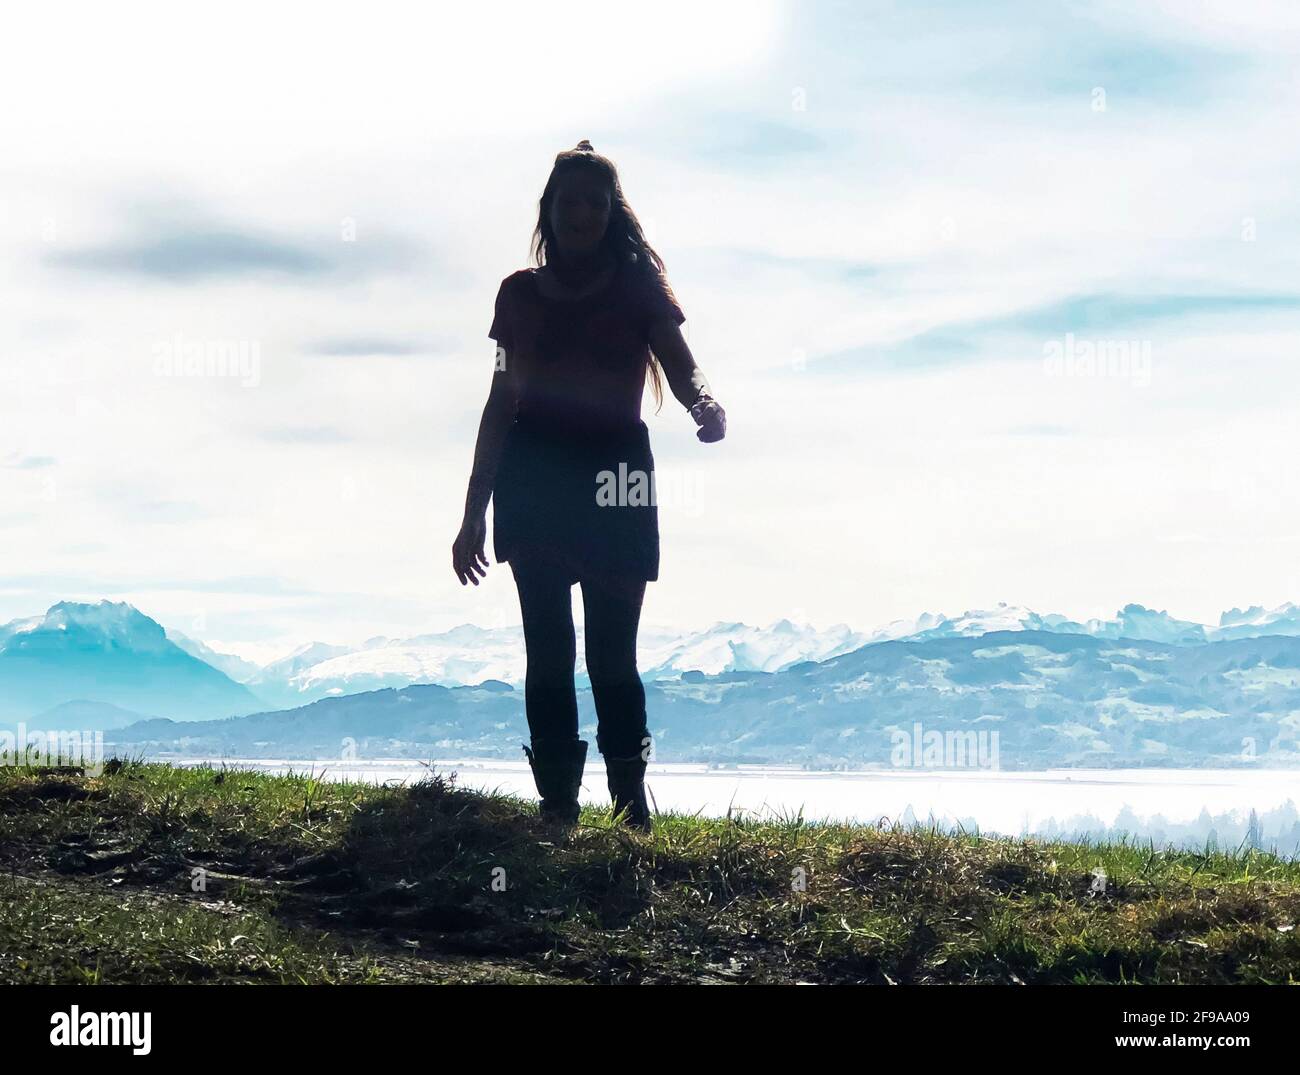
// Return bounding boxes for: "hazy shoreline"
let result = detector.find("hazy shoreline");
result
[151,756,1300,854]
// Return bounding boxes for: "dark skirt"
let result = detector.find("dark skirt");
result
[492,412,660,582]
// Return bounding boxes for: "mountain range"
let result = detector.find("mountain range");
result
[7,599,1300,767]
[99,629,1300,768]
[220,599,1300,709]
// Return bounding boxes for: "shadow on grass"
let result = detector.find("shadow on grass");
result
[269,772,657,970]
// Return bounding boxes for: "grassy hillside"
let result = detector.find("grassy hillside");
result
[1,759,1297,984]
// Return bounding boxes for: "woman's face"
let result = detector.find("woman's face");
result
[549,171,612,257]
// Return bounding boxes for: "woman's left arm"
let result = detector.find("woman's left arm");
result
[649,318,726,442]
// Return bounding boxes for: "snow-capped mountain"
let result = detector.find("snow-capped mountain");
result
[3,600,174,653]
[234,619,870,710]
[245,627,526,710]
[866,604,1061,643]
[1215,603,1300,641]
[1073,604,1209,644]
[864,602,1210,645]
[640,618,867,678]
[0,601,261,723]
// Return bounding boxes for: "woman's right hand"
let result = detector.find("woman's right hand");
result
[452,514,490,586]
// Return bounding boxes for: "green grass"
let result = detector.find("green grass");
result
[1,758,1298,984]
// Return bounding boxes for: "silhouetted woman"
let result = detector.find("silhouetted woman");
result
[452,140,726,830]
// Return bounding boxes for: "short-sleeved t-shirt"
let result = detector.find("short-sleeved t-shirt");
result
[489,256,685,432]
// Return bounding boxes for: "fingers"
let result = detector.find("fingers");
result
[471,539,489,581]
[452,540,489,586]
[456,561,485,585]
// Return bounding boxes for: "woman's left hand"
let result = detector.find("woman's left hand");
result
[693,400,726,442]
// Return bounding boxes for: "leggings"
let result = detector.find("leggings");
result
[509,555,650,759]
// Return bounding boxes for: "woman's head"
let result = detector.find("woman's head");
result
[532,140,665,276]
[531,140,673,413]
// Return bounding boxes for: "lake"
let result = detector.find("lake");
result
[165,756,1300,851]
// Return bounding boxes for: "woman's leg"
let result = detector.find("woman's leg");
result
[510,555,580,743]
[579,570,649,759]
[511,555,587,823]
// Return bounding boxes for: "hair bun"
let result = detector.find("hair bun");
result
[575,139,594,152]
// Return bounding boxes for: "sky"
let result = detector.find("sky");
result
[3,0,1300,663]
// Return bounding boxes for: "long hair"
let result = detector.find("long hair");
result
[531,140,672,412]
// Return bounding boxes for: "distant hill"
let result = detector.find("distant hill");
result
[25,699,157,732]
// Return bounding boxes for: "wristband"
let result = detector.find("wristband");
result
[689,391,718,422]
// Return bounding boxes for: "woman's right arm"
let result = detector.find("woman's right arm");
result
[452,345,518,586]
[463,353,519,518]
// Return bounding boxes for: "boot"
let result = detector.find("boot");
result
[604,754,652,830]
[523,738,587,825]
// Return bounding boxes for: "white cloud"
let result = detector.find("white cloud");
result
[3,0,1300,653]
